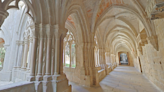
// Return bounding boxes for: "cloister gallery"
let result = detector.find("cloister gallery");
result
[0,0,163,92]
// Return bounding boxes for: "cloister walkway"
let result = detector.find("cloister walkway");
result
[71,66,160,92]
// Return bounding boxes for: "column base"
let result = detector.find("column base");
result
[52,74,72,92]
[21,67,27,71]
[43,75,52,81]
[27,76,35,81]
[36,75,43,81]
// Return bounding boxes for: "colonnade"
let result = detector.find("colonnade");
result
[14,37,33,71]
[23,24,71,91]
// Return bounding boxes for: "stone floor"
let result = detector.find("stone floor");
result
[71,66,160,92]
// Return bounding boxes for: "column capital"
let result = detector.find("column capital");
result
[16,40,24,46]
[29,37,33,43]
[3,44,9,50]
[54,25,68,39]
[34,23,42,38]
[24,39,29,44]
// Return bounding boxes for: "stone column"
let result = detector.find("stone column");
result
[27,24,39,81]
[83,42,97,86]
[27,37,33,71]
[36,26,44,81]
[69,42,72,68]
[13,41,20,69]
[63,43,66,67]
[53,26,68,75]
[59,33,66,74]
[51,49,54,75]
[51,26,71,92]
[44,24,52,81]
[17,41,24,69]
[22,39,29,70]
[99,48,106,69]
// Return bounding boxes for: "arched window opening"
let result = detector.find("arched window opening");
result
[0,38,5,70]
[71,41,76,68]
[65,42,70,67]
[94,36,100,67]
[63,31,76,68]
[120,53,128,65]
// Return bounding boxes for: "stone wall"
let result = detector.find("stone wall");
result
[138,19,164,91]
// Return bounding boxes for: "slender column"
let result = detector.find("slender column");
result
[17,41,24,69]
[27,37,33,71]
[42,38,47,76]
[54,29,60,75]
[54,26,68,75]
[27,24,39,81]
[36,27,44,81]
[13,41,20,69]
[59,34,66,74]
[22,39,29,70]
[44,25,52,81]
[99,48,106,69]
[69,42,72,68]
[51,49,54,75]
[51,35,55,75]
[63,45,65,67]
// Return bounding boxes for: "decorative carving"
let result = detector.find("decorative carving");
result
[16,40,24,46]
[146,0,164,20]
[147,35,159,51]
[137,29,148,54]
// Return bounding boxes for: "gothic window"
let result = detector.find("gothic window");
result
[94,36,100,67]
[65,42,70,67]
[71,41,76,68]
[64,31,76,68]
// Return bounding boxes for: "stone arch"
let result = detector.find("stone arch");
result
[96,5,156,37]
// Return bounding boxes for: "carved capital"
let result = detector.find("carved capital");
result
[16,40,24,46]
[24,39,29,44]
[147,35,158,51]
[138,43,143,55]
[34,23,41,38]
[54,25,68,40]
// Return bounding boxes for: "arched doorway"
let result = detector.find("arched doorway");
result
[120,53,128,65]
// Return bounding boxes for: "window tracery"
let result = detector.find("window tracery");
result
[64,31,76,68]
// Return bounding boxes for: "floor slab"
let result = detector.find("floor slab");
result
[71,66,160,92]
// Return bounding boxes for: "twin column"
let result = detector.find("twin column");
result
[28,24,67,81]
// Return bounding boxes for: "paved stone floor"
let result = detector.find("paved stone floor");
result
[71,66,160,92]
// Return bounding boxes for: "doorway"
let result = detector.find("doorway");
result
[120,53,128,65]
